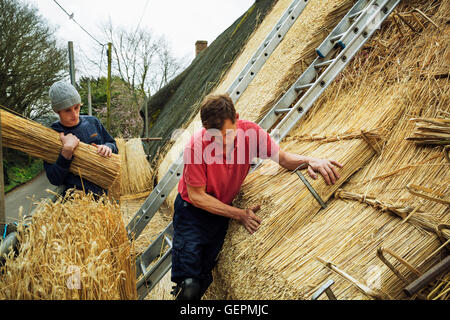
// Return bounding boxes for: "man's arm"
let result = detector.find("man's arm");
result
[98,119,118,154]
[186,184,261,234]
[278,149,343,185]
[44,132,80,186]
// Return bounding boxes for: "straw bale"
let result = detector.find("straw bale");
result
[0,191,136,299]
[116,138,130,195]
[0,110,120,190]
[157,0,354,213]
[207,0,449,300]
[124,139,153,195]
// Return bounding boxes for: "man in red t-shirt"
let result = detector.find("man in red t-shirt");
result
[171,94,343,300]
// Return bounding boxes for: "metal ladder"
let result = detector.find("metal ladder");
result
[130,0,311,299]
[132,0,401,299]
[259,0,400,139]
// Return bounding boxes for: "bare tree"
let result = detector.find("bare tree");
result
[0,0,67,120]
[100,19,185,98]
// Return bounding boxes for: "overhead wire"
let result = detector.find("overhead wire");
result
[52,0,105,47]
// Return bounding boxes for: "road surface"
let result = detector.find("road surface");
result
[5,171,61,223]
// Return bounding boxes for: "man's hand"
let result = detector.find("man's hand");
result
[307,158,343,185]
[60,132,80,160]
[239,205,262,235]
[95,144,113,158]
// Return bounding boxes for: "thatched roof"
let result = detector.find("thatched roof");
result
[148,0,448,300]
[205,0,449,300]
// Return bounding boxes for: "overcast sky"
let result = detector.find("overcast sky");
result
[28,0,255,79]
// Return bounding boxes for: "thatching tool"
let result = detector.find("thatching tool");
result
[317,257,389,299]
[294,163,327,209]
[376,247,421,285]
[126,0,401,299]
[403,255,450,298]
[311,279,337,300]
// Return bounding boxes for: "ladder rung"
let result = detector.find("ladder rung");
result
[274,108,291,115]
[294,83,313,92]
[349,10,364,20]
[314,59,335,69]
[330,32,345,43]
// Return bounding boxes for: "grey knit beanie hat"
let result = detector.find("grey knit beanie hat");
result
[49,81,81,112]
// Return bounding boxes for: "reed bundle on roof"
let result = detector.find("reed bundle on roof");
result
[124,139,153,195]
[0,190,136,299]
[205,0,449,300]
[115,138,153,197]
[116,138,130,196]
[0,110,120,190]
[405,118,450,145]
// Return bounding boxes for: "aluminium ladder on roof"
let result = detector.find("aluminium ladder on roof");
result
[130,0,311,299]
[259,0,400,139]
[134,0,401,299]
[227,0,311,101]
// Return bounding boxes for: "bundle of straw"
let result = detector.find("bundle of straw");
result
[116,138,129,196]
[115,138,153,197]
[124,139,153,195]
[0,110,120,190]
[406,118,450,145]
[0,190,136,299]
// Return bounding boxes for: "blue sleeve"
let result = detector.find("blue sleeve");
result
[44,154,73,186]
[97,119,118,154]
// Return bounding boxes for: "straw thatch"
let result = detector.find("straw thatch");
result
[405,118,450,145]
[156,0,355,214]
[0,190,136,299]
[204,0,449,300]
[125,139,153,195]
[427,272,450,300]
[0,110,120,190]
[115,138,153,197]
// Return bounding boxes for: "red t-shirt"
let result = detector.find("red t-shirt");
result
[178,119,280,205]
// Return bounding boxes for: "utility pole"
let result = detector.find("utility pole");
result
[143,96,149,156]
[0,111,5,224]
[68,41,76,86]
[87,79,92,116]
[106,42,112,131]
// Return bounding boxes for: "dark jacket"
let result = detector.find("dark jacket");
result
[44,115,118,196]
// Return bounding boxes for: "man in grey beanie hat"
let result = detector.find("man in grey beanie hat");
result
[44,81,118,196]
[49,81,82,113]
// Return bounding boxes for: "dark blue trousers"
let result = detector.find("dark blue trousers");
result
[171,193,230,293]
